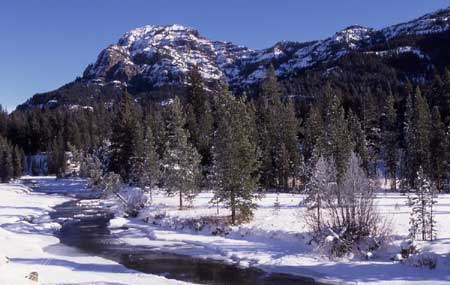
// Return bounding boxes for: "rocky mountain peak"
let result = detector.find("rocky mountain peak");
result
[81,7,450,91]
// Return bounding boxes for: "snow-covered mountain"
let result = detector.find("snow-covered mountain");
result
[18,7,450,110]
[82,7,450,89]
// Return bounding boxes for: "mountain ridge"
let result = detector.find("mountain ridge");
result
[19,7,450,109]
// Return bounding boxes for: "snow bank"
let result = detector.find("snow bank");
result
[107,190,450,284]
[0,179,190,285]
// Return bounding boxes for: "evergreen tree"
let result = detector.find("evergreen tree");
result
[304,105,325,162]
[131,126,161,200]
[0,105,8,138]
[408,167,437,241]
[439,69,450,125]
[403,88,432,188]
[382,93,398,191]
[0,137,13,183]
[361,94,382,175]
[255,65,300,189]
[109,91,142,182]
[48,132,66,177]
[255,65,282,188]
[184,66,214,171]
[348,110,369,172]
[276,100,301,189]
[162,98,201,210]
[324,95,353,183]
[12,146,23,179]
[430,106,448,192]
[212,90,260,224]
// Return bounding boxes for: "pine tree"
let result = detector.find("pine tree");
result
[131,126,161,201]
[184,66,214,171]
[212,90,260,224]
[408,167,437,241]
[361,94,382,175]
[324,95,353,183]
[403,88,432,188]
[109,91,142,182]
[12,146,23,179]
[439,69,450,125]
[304,105,325,162]
[48,132,66,177]
[162,97,201,210]
[403,92,414,190]
[255,65,282,188]
[0,137,13,183]
[255,66,300,190]
[348,110,369,172]
[0,105,8,138]
[382,93,398,191]
[430,106,448,192]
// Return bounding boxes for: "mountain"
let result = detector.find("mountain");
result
[19,7,450,109]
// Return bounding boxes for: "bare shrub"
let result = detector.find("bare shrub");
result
[406,252,438,269]
[122,188,149,217]
[307,152,388,258]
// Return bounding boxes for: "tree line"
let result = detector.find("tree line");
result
[2,64,450,225]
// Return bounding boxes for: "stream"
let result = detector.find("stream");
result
[30,180,326,285]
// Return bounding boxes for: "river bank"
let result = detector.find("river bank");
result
[0,177,189,285]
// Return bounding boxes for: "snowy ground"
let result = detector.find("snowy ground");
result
[0,177,189,285]
[107,189,450,285]
[2,176,450,284]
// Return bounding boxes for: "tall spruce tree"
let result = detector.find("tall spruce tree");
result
[212,90,259,224]
[439,69,450,125]
[12,146,23,179]
[348,110,369,172]
[109,91,142,182]
[255,65,282,188]
[404,88,432,188]
[382,93,399,191]
[304,105,325,162]
[48,132,66,177]
[162,97,201,210]
[255,65,300,189]
[408,167,437,241]
[0,136,13,183]
[430,106,448,192]
[324,94,353,183]
[131,126,161,200]
[184,66,214,171]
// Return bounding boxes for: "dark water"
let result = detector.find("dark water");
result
[40,182,329,285]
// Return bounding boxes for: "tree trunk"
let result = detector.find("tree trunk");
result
[231,190,236,224]
[179,191,183,210]
[317,200,321,231]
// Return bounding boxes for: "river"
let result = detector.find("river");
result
[29,180,327,285]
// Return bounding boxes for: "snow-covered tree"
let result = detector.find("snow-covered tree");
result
[408,167,437,241]
[162,97,201,210]
[326,152,378,237]
[312,152,383,257]
[131,126,161,201]
[303,155,336,232]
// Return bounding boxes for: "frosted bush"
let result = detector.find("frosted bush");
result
[406,252,438,269]
[122,188,149,217]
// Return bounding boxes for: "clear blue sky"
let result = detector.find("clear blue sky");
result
[1,0,449,111]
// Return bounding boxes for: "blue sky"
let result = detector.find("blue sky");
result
[0,0,448,111]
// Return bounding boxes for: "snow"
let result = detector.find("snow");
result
[367,46,429,60]
[3,176,450,284]
[0,178,190,285]
[105,189,450,285]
